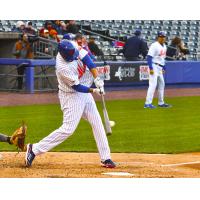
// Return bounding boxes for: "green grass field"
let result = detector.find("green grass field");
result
[1,96,200,154]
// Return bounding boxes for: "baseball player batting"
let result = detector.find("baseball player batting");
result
[144,31,172,109]
[25,39,116,168]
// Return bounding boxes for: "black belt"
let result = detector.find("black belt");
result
[154,63,164,67]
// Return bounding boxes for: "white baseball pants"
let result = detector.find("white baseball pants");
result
[32,91,111,161]
[145,64,165,105]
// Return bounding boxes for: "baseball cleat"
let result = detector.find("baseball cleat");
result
[144,104,156,109]
[101,159,116,168]
[158,103,172,108]
[25,144,35,167]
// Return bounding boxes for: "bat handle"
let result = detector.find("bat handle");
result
[101,94,106,108]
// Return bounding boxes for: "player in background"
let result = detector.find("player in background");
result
[144,31,172,109]
[25,40,116,168]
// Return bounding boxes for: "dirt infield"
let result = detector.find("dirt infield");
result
[1,88,200,178]
[0,87,200,106]
[1,152,200,178]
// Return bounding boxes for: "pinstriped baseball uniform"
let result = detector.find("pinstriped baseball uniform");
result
[32,50,111,161]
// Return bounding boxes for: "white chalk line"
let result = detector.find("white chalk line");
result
[161,161,200,167]
[102,172,134,176]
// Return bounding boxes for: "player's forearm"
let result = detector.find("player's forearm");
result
[72,84,96,93]
[90,68,98,78]
[0,133,10,143]
[71,84,101,94]
[72,84,90,93]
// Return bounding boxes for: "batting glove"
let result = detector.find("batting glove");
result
[99,86,105,95]
[149,69,154,75]
[94,77,104,88]
[92,88,105,96]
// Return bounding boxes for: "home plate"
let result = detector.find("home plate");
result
[102,172,134,177]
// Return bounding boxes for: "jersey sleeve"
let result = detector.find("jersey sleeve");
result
[147,43,157,57]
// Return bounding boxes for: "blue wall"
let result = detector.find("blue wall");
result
[1,58,200,93]
[165,61,200,84]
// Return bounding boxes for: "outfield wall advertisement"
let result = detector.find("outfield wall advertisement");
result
[96,61,200,86]
[96,62,149,85]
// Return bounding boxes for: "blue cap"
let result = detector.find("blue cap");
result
[157,31,166,37]
[134,29,141,36]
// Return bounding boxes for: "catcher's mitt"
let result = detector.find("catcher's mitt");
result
[10,122,27,152]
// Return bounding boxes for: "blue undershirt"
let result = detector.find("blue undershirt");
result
[82,54,96,69]
[72,84,90,93]
[147,55,153,70]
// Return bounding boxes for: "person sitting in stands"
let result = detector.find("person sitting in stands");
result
[66,20,79,34]
[166,36,190,60]
[88,36,104,59]
[12,33,34,90]
[25,21,36,35]
[13,21,26,33]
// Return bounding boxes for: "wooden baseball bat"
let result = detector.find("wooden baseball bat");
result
[101,94,112,135]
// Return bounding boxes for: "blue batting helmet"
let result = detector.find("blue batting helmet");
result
[58,40,79,62]
[63,33,75,40]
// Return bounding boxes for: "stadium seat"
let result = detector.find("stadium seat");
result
[115,20,124,25]
[110,48,118,55]
[190,26,198,31]
[153,25,161,30]
[163,21,171,26]
[180,30,189,36]
[124,20,133,25]
[143,25,152,30]
[189,21,199,26]
[172,20,180,26]
[162,26,171,31]
[101,41,110,46]
[171,30,180,36]
[153,20,162,25]
[135,20,144,25]
[180,21,188,26]
[181,25,188,30]
[1,20,200,60]
[171,26,180,31]
[144,20,153,25]
[181,36,189,43]
[190,31,198,36]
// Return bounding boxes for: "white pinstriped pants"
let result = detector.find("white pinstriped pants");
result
[145,65,165,105]
[32,90,111,161]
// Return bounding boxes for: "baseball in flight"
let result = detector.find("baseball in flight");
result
[109,121,116,127]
